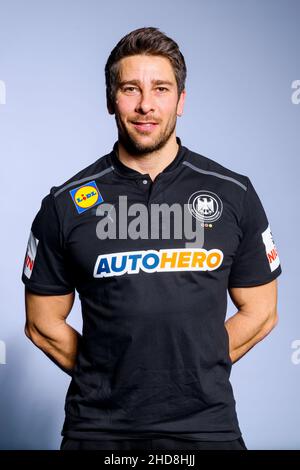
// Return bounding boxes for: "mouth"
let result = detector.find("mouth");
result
[131,121,159,132]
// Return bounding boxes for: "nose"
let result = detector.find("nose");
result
[135,89,155,114]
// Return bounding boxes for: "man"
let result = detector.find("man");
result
[22,27,281,451]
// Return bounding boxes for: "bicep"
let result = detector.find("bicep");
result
[228,279,278,322]
[25,288,75,337]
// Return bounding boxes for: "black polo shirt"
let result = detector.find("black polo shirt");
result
[22,137,281,441]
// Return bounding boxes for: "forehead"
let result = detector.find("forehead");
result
[117,55,176,82]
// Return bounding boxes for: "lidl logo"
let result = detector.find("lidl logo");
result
[70,181,103,214]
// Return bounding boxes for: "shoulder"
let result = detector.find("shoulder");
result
[50,151,113,200]
[183,146,250,192]
[35,151,114,223]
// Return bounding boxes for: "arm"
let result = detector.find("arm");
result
[24,288,81,375]
[225,279,278,364]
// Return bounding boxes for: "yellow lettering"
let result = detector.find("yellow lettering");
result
[177,251,191,268]
[191,251,206,268]
[160,251,178,268]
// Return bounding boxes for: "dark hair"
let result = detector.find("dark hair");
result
[105,27,187,111]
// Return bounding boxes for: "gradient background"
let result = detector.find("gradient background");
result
[0,0,299,449]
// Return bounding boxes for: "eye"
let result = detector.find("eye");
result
[122,86,139,94]
[156,87,168,93]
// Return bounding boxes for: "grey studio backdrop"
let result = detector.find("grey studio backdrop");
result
[0,0,299,450]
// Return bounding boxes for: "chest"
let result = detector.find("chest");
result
[64,173,243,284]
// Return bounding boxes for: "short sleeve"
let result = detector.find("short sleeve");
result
[22,193,75,295]
[228,178,282,288]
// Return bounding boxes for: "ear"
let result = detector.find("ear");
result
[107,100,115,115]
[176,89,186,117]
[106,90,116,115]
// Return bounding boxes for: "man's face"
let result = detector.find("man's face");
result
[109,54,186,155]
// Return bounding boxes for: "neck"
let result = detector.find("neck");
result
[117,133,179,181]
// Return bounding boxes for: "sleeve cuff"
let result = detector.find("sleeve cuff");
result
[22,275,75,296]
[228,265,282,288]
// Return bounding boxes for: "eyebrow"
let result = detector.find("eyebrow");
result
[118,79,175,87]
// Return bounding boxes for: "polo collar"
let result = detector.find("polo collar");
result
[110,137,187,179]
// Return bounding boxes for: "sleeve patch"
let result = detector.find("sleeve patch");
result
[23,231,39,279]
[262,224,280,272]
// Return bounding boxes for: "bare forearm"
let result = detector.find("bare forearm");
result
[225,310,277,364]
[25,321,81,375]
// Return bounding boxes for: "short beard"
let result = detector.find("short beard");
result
[115,115,177,157]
